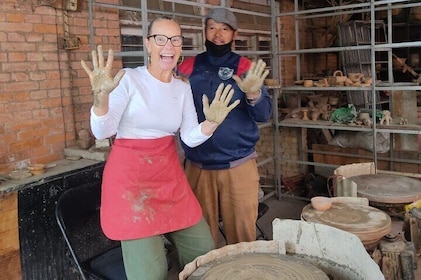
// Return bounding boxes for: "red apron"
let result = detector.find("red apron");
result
[100,137,202,240]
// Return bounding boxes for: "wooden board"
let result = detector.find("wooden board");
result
[311,144,390,170]
[0,192,21,280]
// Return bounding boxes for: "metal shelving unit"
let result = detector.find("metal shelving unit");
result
[273,0,421,177]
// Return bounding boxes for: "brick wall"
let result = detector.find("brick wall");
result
[0,0,121,173]
[0,0,313,181]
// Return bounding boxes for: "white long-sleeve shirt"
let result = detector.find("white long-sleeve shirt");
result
[90,66,210,147]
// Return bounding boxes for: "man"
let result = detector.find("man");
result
[177,7,272,244]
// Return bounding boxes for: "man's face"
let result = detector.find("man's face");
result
[205,19,237,45]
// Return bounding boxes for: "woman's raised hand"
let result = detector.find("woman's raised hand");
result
[81,45,125,97]
[202,83,240,125]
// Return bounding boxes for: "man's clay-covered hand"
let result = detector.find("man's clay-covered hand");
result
[232,59,269,96]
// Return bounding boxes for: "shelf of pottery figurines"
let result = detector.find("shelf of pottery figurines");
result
[279,90,421,134]
[281,70,375,92]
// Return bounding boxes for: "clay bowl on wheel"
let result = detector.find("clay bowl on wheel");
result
[311,196,332,211]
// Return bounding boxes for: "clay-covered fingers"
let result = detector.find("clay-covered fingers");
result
[80,45,125,95]
[105,48,115,71]
[253,59,270,80]
[97,45,105,68]
[216,83,234,105]
[92,46,99,70]
[81,59,92,77]
[114,70,125,86]
[217,83,240,110]
[202,83,240,124]
[232,59,270,94]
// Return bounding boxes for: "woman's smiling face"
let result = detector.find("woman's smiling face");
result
[145,18,183,73]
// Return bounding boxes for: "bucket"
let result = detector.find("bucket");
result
[328,175,358,197]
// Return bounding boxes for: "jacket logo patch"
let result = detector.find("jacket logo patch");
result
[218,67,234,80]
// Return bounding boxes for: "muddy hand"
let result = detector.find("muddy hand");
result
[232,59,269,96]
[203,83,240,125]
[81,45,125,95]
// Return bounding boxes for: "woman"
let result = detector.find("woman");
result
[81,17,239,280]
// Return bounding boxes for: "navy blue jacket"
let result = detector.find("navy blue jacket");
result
[177,51,272,170]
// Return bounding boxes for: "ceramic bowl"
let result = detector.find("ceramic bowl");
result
[28,164,46,175]
[311,196,332,211]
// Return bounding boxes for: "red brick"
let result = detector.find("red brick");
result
[40,97,62,108]
[6,13,25,23]
[10,138,42,153]
[43,133,65,145]
[4,81,39,92]
[17,126,49,141]
[33,24,56,34]
[7,32,25,42]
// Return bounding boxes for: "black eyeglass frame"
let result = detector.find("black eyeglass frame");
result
[147,34,184,47]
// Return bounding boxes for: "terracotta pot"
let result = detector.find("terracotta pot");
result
[333,70,347,85]
[329,97,339,106]
[302,108,309,121]
[310,109,320,121]
[348,73,364,83]
[303,80,313,87]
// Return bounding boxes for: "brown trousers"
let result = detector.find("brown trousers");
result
[185,159,259,244]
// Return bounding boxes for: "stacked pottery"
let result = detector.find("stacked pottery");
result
[77,129,92,149]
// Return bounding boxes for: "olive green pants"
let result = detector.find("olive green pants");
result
[121,218,214,280]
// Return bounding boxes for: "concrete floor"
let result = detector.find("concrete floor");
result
[169,195,421,279]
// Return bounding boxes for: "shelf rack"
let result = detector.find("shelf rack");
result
[272,0,421,180]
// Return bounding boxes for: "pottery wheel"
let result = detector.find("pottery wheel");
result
[187,253,329,280]
[349,174,421,204]
[301,203,391,246]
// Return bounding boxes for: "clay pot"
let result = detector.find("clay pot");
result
[345,78,354,86]
[364,77,372,85]
[318,96,329,105]
[310,109,320,121]
[306,94,322,104]
[332,70,347,86]
[317,104,331,113]
[328,97,339,106]
[348,73,364,83]
[303,80,313,87]
[302,108,309,121]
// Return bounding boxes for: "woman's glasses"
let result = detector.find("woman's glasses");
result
[148,34,184,47]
